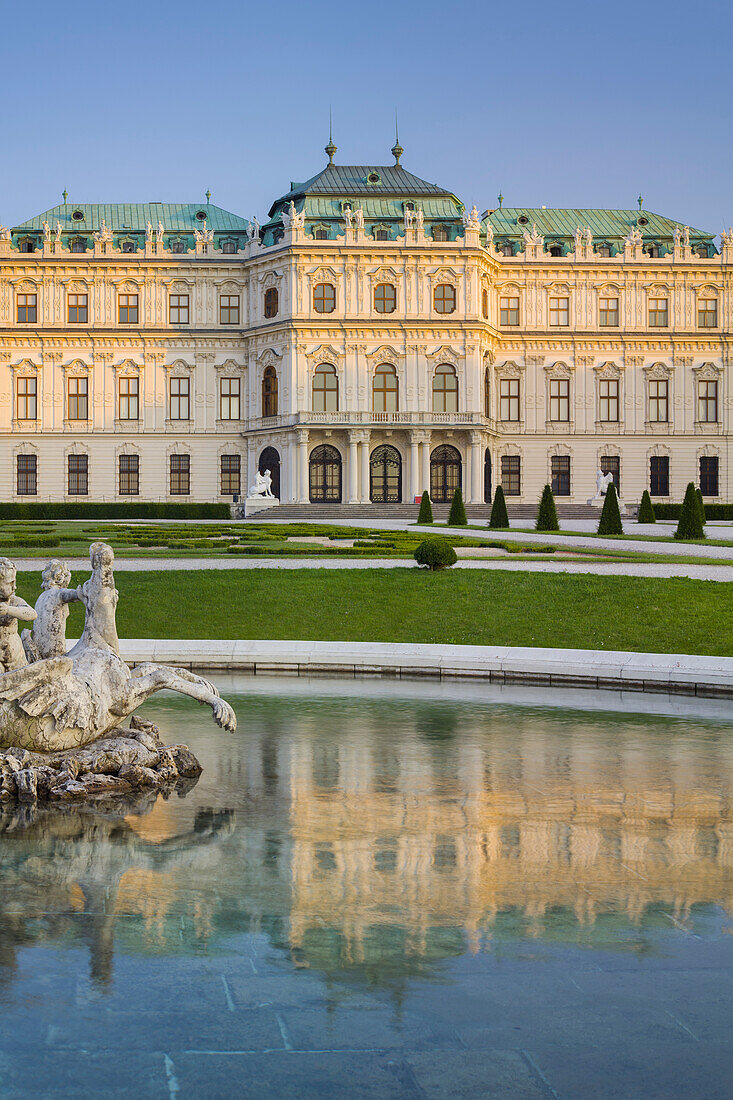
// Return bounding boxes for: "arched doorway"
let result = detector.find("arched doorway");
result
[309,444,342,503]
[370,444,402,503]
[484,449,492,503]
[430,445,462,503]
[259,446,280,499]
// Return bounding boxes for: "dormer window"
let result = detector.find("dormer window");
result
[121,240,136,253]
[597,243,612,257]
[548,244,562,257]
[221,239,236,254]
[70,237,86,253]
[314,228,328,240]
[171,239,185,254]
[19,237,35,253]
[517,215,529,225]
[374,228,389,241]
[646,243,660,258]
[433,225,449,242]
[500,242,513,257]
[366,172,381,185]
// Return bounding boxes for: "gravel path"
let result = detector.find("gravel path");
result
[12,557,732,581]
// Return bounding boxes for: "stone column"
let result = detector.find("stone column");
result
[297,429,309,503]
[469,431,483,504]
[347,432,359,504]
[409,431,420,502]
[420,434,431,498]
[360,434,371,503]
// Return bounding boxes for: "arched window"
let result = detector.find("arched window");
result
[312,363,338,412]
[482,288,488,319]
[309,444,342,502]
[548,244,562,257]
[313,282,336,313]
[433,225,449,242]
[484,449,492,503]
[374,283,396,313]
[221,240,236,254]
[484,367,491,418]
[259,446,280,499]
[430,444,462,503]
[314,228,328,240]
[433,283,456,314]
[70,237,86,253]
[262,365,278,417]
[370,444,402,503]
[372,363,399,413]
[432,364,458,413]
[121,239,136,253]
[19,237,35,253]
[264,287,278,318]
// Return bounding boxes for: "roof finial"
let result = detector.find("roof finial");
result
[325,107,337,166]
[391,111,404,166]
[637,193,644,209]
[205,188,211,203]
[498,192,504,208]
[62,188,68,204]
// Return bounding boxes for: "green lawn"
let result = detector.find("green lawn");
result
[15,568,733,656]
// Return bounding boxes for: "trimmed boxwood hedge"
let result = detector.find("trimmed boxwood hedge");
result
[0,502,231,520]
[651,502,733,520]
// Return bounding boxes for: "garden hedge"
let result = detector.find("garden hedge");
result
[637,490,656,523]
[0,502,231,520]
[447,487,467,526]
[535,484,559,532]
[414,537,458,570]
[417,491,434,524]
[652,502,733,520]
[488,485,509,529]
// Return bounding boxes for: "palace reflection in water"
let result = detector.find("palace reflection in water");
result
[1,684,732,992]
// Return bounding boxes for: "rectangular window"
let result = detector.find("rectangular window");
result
[169,376,190,420]
[648,298,668,327]
[68,376,88,420]
[549,377,570,422]
[649,455,669,496]
[16,454,37,496]
[698,300,718,328]
[500,455,521,496]
[118,454,139,495]
[549,296,569,326]
[599,377,619,422]
[119,376,139,421]
[169,294,189,324]
[551,455,570,496]
[219,295,240,324]
[220,454,241,495]
[17,376,37,420]
[67,454,88,495]
[648,378,669,423]
[600,455,620,495]
[697,379,718,423]
[499,378,520,421]
[67,293,88,323]
[17,293,37,323]
[219,377,240,420]
[599,296,619,327]
[118,293,139,324]
[170,454,190,495]
[500,296,519,325]
[700,456,719,497]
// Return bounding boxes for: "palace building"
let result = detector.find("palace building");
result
[1,137,731,508]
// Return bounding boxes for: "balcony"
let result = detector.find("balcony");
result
[243,410,497,433]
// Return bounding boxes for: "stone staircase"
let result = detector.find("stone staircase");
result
[242,502,613,523]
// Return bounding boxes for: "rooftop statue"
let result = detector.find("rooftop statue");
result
[0,542,235,754]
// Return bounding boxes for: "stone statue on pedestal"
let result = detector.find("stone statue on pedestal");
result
[248,469,274,499]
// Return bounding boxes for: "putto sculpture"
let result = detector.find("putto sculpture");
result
[0,542,235,755]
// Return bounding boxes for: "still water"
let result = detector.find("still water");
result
[1,678,732,1099]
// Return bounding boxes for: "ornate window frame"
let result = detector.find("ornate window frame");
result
[543,360,575,430]
[643,361,674,430]
[593,360,624,430]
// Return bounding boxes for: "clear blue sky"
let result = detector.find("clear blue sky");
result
[2,0,731,235]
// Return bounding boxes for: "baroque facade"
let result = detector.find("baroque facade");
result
[1,139,731,506]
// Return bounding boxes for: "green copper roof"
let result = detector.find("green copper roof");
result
[485,207,715,244]
[13,202,250,234]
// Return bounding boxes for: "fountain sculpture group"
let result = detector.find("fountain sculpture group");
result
[0,542,236,806]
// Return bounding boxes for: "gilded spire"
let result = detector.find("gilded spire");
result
[391,113,403,166]
[325,109,337,166]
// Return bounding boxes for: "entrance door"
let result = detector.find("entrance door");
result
[259,446,280,499]
[370,444,402,503]
[430,445,462,503]
[309,445,342,502]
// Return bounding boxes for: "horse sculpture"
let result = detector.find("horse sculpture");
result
[0,542,236,753]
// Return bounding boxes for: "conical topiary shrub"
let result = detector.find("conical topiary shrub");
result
[535,484,559,532]
[417,490,433,524]
[638,490,656,524]
[675,482,705,540]
[488,484,509,529]
[447,487,467,526]
[597,482,623,535]
[696,487,706,526]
